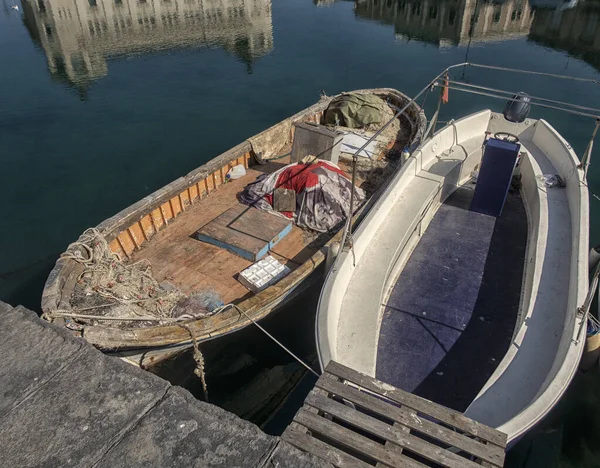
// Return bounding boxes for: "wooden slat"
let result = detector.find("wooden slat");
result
[206,175,215,193]
[294,409,427,468]
[326,362,506,448]
[375,422,410,468]
[150,208,164,231]
[283,422,372,468]
[128,224,145,248]
[305,392,483,468]
[108,238,126,258]
[189,184,199,201]
[377,409,415,467]
[316,375,504,466]
[139,215,154,239]
[170,197,182,217]
[180,190,190,210]
[161,201,173,222]
[117,231,135,256]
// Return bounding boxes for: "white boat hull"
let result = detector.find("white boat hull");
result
[316,110,588,442]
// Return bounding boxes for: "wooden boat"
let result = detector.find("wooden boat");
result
[317,64,596,443]
[41,88,424,367]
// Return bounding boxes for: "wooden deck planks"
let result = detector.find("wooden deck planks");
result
[283,362,508,468]
[327,362,507,448]
[129,165,319,304]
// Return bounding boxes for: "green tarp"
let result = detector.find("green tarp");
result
[323,93,389,128]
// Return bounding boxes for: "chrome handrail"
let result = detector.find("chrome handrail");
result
[576,262,600,344]
[338,62,599,265]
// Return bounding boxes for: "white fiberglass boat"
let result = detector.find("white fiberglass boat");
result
[317,63,598,443]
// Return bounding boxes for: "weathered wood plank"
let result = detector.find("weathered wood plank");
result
[316,375,504,465]
[109,238,126,258]
[128,224,145,248]
[139,216,154,240]
[170,197,182,217]
[206,174,215,193]
[294,409,427,468]
[305,391,483,468]
[117,231,135,256]
[150,208,164,231]
[375,422,409,468]
[189,184,199,202]
[195,205,292,262]
[325,362,506,448]
[283,421,372,468]
[160,202,173,223]
[180,190,190,209]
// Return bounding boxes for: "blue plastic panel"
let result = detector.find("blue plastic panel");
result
[469,138,520,217]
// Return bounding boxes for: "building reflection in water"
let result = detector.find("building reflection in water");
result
[529,2,600,70]
[355,0,534,46]
[22,0,274,94]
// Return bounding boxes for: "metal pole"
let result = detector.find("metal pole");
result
[340,69,452,258]
[440,84,600,119]
[582,118,600,179]
[445,79,600,116]
[576,261,600,344]
[467,62,600,85]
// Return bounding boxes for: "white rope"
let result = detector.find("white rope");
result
[221,304,320,378]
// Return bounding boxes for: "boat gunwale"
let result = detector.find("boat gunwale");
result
[316,110,589,443]
[41,88,425,350]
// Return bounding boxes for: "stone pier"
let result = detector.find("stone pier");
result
[0,301,330,468]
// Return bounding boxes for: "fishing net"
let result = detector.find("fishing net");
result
[58,229,220,329]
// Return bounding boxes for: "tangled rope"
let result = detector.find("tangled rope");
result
[179,323,209,402]
[51,228,186,328]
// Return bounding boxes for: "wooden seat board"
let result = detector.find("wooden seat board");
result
[195,205,292,262]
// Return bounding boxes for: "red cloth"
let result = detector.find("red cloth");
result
[264,162,349,218]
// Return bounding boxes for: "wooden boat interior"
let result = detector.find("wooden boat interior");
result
[42,88,423,353]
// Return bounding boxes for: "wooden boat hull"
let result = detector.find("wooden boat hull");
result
[42,88,425,366]
[317,110,589,442]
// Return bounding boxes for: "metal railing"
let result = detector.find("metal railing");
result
[341,62,600,258]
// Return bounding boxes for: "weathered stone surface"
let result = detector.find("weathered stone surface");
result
[0,302,327,468]
[0,300,13,316]
[0,345,169,468]
[0,305,84,416]
[96,386,276,468]
[262,441,333,468]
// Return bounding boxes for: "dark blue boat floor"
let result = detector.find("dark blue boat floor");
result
[375,184,527,412]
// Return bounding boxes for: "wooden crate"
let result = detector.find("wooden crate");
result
[195,204,292,262]
[283,361,507,468]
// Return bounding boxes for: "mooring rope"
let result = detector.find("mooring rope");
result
[179,323,209,402]
[218,303,321,378]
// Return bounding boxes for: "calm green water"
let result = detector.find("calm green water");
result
[2,0,600,307]
[2,0,600,464]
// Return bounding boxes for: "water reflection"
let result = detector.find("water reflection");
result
[355,0,534,46]
[529,2,600,70]
[22,0,273,93]
[353,0,600,72]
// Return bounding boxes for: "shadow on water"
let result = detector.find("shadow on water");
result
[151,280,321,435]
[0,258,57,313]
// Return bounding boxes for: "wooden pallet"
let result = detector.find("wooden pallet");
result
[282,361,507,468]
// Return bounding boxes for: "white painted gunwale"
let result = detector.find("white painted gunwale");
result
[316,111,588,443]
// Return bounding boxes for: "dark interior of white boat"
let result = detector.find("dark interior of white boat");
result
[376,183,528,412]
